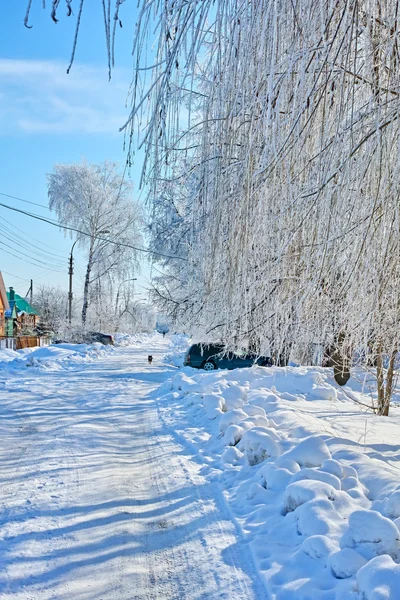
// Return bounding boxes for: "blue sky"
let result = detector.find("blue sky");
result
[0,2,151,300]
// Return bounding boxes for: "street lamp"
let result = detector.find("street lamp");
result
[115,278,137,315]
[68,230,110,325]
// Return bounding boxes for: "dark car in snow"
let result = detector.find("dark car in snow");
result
[183,343,272,371]
[83,332,114,345]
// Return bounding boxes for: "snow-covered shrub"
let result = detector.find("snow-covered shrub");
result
[219,409,248,434]
[309,386,338,401]
[258,463,292,491]
[385,490,400,520]
[223,423,253,446]
[242,404,267,419]
[290,467,342,490]
[172,373,205,394]
[340,510,400,560]
[329,548,367,579]
[357,555,400,600]
[283,480,337,513]
[221,384,248,411]
[280,436,331,468]
[238,427,281,466]
[220,445,243,466]
[300,535,337,561]
[321,459,343,479]
[275,457,301,473]
[201,394,224,419]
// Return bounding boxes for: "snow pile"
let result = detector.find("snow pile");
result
[0,343,113,371]
[0,348,20,363]
[156,352,400,599]
[163,334,190,367]
[114,332,165,347]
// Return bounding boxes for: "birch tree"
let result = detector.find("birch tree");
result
[47,160,143,326]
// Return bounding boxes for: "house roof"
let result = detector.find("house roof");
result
[5,302,17,319]
[6,292,38,316]
[0,272,10,311]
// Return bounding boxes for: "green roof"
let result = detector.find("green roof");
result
[6,292,39,315]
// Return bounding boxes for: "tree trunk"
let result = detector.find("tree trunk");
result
[332,331,351,386]
[82,247,94,327]
[376,344,385,414]
[377,347,397,417]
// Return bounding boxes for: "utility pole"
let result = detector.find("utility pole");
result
[68,240,78,326]
[68,252,73,325]
[25,280,33,304]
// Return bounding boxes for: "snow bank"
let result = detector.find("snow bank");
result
[163,334,190,367]
[158,342,400,599]
[114,331,168,347]
[0,342,113,371]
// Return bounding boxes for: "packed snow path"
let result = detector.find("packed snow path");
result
[0,342,265,599]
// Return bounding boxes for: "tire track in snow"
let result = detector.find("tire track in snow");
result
[0,342,266,599]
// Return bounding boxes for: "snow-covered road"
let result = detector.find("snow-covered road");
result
[0,342,265,599]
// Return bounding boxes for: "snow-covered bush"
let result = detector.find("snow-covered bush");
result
[340,510,400,560]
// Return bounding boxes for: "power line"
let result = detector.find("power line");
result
[0,198,187,262]
[0,241,63,272]
[0,191,48,209]
[0,270,31,283]
[0,213,66,257]
[0,223,65,267]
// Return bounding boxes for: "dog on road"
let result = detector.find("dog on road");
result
[148,355,153,364]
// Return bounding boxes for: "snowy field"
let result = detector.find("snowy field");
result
[1,335,400,599]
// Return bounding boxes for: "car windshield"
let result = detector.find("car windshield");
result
[233,349,249,357]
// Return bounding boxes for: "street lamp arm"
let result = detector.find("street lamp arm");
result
[115,278,137,316]
[70,239,79,258]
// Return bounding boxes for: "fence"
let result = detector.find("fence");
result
[0,337,16,350]
[0,336,50,351]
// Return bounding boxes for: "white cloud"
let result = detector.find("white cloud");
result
[0,58,131,135]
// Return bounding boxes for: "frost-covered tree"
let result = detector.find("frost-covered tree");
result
[32,285,69,335]
[47,160,143,326]
[28,1,400,413]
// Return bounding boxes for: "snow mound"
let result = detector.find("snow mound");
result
[341,509,400,560]
[275,457,301,473]
[221,383,248,410]
[238,427,281,465]
[385,490,400,519]
[201,394,224,419]
[220,445,243,466]
[223,422,253,446]
[329,548,367,579]
[281,436,331,467]
[290,467,342,490]
[300,534,337,560]
[219,408,248,433]
[342,465,358,479]
[258,463,292,491]
[172,372,205,394]
[357,555,400,600]
[309,385,338,401]
[321,459,344,479]
[283,479,337,513]
[242,404,267,418]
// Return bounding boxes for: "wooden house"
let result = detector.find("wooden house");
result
[0,272,10,336]
[6,288,39,335]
